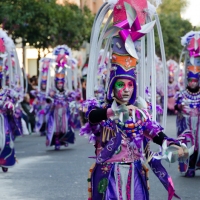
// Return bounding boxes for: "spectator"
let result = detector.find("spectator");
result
[21,93,35,133]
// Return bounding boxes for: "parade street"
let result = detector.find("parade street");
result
[0,115,199,200]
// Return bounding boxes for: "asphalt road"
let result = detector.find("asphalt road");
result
[0,115,199,200]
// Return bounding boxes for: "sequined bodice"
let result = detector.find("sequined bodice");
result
[53,91,68,107]
[180,89,200,116]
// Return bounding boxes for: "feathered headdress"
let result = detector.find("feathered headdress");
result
[87,0,168,127]
[38,58,53,94]
[53,45,73,91]
[0,30,23,91]
[180,31,200,83]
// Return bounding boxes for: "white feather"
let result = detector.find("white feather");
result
[149,0,162,8]
[104,0,119,8]
[181,31,200,47]
[147,2,156,17]
[0,30,14,53]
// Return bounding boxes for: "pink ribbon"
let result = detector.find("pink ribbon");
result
[42,67,48,73]
[0,38,5,53]
[42,60,51,72]
[187,38,200,57]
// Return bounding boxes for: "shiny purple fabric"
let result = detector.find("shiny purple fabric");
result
[134,161,149,200]
[91,161,149,200]
[96,126,122,163]
[105,165,118,200]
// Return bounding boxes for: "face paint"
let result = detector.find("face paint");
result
[188,78,199,89]
[41,83,46,91]
[113,79,134,103]
[56,81,64,91]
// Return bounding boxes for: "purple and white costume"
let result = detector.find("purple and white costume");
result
[46,45,75,150]
[80,1,186,199]
[175,31,200,177]
[0,30,21,172]
[31,58,53,135]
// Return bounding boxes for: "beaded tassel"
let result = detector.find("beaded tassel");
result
[117,164,123,200]
[126,164,132,200]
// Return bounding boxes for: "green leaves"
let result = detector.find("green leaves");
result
[0,0,94,50]
[155,0,192,60]
[158,0,188,15]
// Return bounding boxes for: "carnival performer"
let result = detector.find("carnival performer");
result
[31,58,53,136]
[80,1,191,199]
[69,57,82,129]
[4,50,25,138]
[175,31,200,177]
[0,30,21,172]
[167,59,179,114]
[46,45,75,150]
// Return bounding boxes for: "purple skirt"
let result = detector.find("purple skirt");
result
[91,161,149,200]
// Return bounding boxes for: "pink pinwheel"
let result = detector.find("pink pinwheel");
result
[40,58,52,73]
[104,2,155,59]
[42,60,50,72]
[56,54,68,67]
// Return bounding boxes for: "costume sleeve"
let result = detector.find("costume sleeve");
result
[142,112,180,147]
[80,98,102,144]
[88,108,107,124]
[143,119,163,140]
[152,132,181,147]
[152,132,167,146]
[174,91,182,111]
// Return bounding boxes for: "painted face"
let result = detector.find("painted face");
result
[113,79,134,103]
[41,83,46,91]
[188,78,199,89]
[56,81,64,90]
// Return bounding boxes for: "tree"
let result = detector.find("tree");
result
[154,0,192,60]
[55,3,94,49]
[158,0,188,16]
[0,0,94,72]
[155,13,193,60]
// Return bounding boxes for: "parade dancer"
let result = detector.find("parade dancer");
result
[175,31,200,177]
[4,50,25,137]
[80,1,191,199]
[0,30,21,172]
[69,57,82,129]
[167,59,179,114]
[31,58,53,136]
[46,45,75,150]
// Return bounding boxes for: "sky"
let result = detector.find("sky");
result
[181,0,200,26]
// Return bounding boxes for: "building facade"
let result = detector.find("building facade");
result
[57,0,104,14]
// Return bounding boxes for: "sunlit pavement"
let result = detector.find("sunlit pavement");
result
[0,115,199,200]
